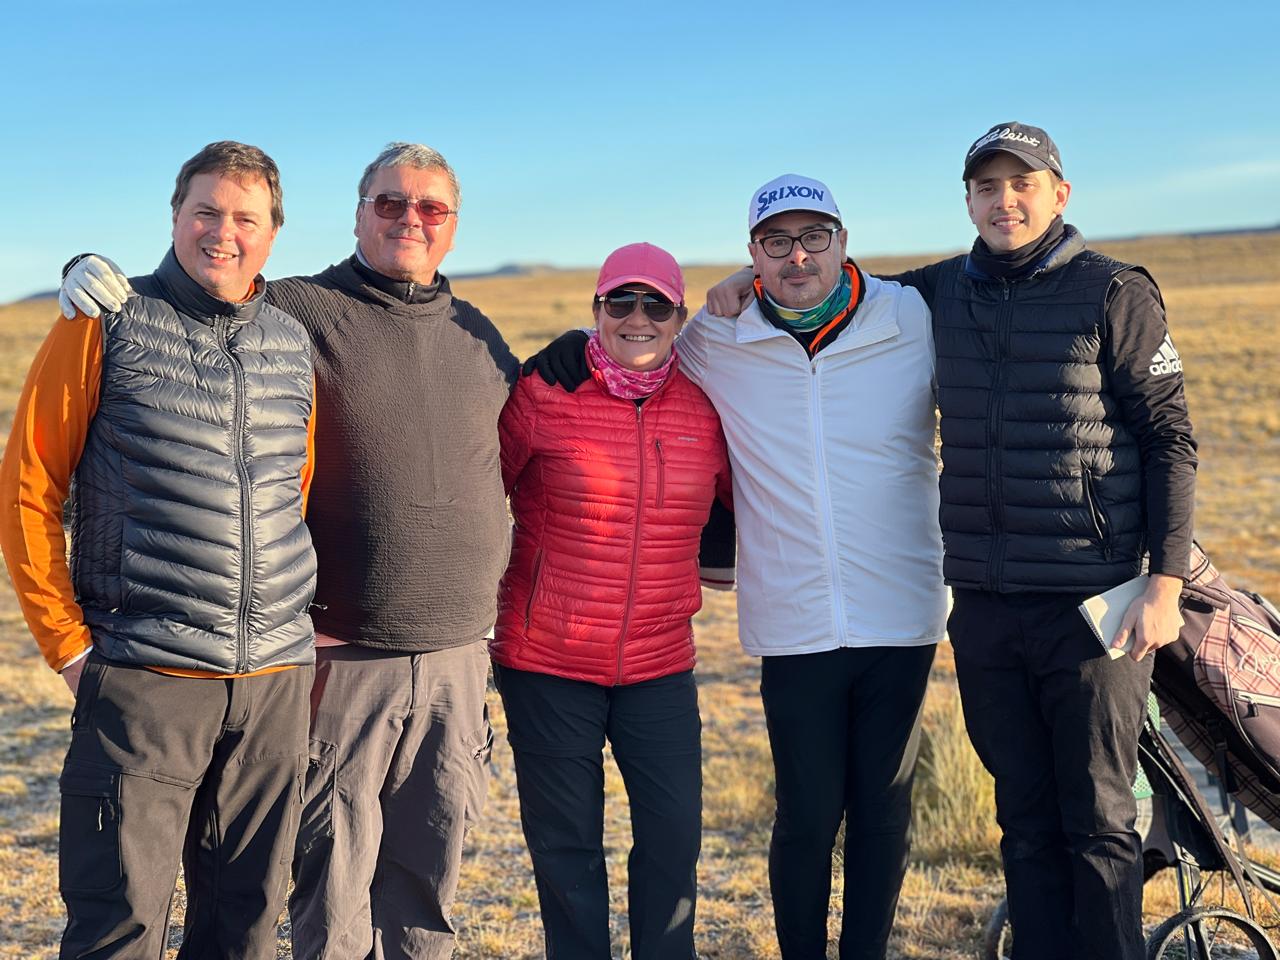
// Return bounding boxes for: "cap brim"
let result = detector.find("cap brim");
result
[595,274,684,305]
[963,146,1062,180]
[752,206,843,234]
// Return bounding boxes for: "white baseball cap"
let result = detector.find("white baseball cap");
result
[748,174,842,234]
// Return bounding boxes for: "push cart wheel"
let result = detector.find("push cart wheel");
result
[1146,906,1278,958]
[981,899,1011,960]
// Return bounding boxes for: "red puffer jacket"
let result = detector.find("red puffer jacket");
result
[492,361,731,686]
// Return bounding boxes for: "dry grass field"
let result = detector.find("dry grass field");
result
[0,229,1277,957]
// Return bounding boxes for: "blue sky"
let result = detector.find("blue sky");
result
[2,0,1277,303]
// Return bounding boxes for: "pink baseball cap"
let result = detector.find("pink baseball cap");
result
[595,242,685,305]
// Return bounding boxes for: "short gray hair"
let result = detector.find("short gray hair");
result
[357,142,461,209]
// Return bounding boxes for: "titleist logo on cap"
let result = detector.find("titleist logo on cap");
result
[967,126,1042,159]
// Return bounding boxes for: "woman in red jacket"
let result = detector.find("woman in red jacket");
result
[491,242,732,960]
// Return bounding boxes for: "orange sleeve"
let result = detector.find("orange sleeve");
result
[299,378,317,517]
[0,311,102,671]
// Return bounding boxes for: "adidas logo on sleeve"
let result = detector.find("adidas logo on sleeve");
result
[1149,334,1183,377]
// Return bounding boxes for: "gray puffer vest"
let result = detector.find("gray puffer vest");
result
[71,248,317,673]
[934,229,1148,593]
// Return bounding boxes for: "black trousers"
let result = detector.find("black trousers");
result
[493,664,701,960]
[949,589,1153,960]
[57,652,311,960]
[759,644,935,960]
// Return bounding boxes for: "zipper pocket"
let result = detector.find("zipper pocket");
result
[523,549,545,629]
[1082,468,1113,560]
[655,439,666,509]
[1237,691,1280,716]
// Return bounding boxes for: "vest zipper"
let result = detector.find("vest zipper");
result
[984,280,1012,590]
[1082,467,1113,561]
[615,404,646,684]
[220,319,253,673]
[656,439,667,509]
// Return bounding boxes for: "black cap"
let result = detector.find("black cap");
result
[962,122,1063,181]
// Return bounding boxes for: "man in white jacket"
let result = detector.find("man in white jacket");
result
[531,174,947,960]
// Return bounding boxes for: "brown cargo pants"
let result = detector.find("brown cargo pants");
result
[289,640,493,960]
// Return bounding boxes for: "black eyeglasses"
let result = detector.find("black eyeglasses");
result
[359,194,456,224]
[596,291,679,322]
[754,227,838,259]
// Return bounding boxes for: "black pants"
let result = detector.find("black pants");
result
[493,664,701,960]
[949,589,1153,960]
[58,652,311,960]
[759,644,935,960]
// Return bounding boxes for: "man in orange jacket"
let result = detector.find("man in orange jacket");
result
[0,141,318,959]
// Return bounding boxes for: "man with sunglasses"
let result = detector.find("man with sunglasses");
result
[58,142,519,960]
[528,174,947,959]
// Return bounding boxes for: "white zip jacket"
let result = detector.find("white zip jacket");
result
[678,274,947,655]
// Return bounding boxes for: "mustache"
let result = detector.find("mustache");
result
[780,264,819,279]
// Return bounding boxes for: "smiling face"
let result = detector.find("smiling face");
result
[748,210,848,310]
[593,284,686,371]
[354,165,458,283]
[171,172,279,301]
[965,153,1071,252]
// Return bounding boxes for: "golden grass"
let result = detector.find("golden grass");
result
[0,229,1277,957]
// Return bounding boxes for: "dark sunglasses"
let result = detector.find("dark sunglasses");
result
[596,291,679,322]
[359,194,456,225]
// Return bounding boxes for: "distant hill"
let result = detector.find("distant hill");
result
[8,226,1279,309]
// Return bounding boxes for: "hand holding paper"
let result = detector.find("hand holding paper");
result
[1114,573,1184,661]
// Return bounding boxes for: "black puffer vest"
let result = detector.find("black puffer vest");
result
[934,227,1148,593]
[71,249,316,672]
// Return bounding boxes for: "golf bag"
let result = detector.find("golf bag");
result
[1153,542,1280,831]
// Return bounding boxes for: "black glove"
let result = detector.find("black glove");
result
[520,329,591,392]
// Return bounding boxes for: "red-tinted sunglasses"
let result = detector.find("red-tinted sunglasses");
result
[359,194,456,225]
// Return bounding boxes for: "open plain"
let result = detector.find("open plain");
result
[0,229,1277,957]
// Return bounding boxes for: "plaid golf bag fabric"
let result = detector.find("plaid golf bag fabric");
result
[1153,543,1280,831]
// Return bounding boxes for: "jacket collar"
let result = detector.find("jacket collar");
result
[153,246,266,324]
[735,273,899,356]
[325,256,455,316]
[962,222,1086,282]
[351,248,443,304]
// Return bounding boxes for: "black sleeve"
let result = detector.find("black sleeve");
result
[698,498,736,587]
[877,260,945,313]
[1104,270,1198,577]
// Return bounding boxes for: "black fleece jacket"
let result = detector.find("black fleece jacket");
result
[268,257,519,651]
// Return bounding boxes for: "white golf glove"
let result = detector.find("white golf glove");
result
[60,255,132,320]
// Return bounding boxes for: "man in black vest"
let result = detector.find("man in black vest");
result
[893,123,1195,959]
[56,142,518,960]
[2,141,317,959]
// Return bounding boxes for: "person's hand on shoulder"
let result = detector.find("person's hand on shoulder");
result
[705,266,755,318]
[1117,574,1185,661]
[60,255,131,320]
[520,329,591,392]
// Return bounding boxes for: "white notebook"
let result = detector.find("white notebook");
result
[1078,575,1149,660]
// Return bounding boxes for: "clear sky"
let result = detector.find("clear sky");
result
[2,0,1277,303]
